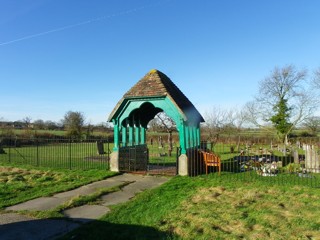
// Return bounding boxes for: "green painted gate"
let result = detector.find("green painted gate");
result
[108,70,204,176]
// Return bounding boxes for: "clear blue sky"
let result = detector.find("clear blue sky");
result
[1,0,320,124]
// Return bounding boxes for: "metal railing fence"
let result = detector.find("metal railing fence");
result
[185,141,320,187]
[1,136,320,187]
[0,137,110,170]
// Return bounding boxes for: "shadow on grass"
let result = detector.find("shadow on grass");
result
[0,215,175,240]
[62,219,176,240]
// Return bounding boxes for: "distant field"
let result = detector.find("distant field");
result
[5,129,111,137]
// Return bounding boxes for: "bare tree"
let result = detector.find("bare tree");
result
[312,67,320,89]
[153,112,176,156]
[22,116,32,129]
[203,106,236,150]
[303,116,320,136]
[203,106,248,153]
[244,65,318,144]
[231,107,248,151]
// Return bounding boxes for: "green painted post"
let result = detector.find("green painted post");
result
[122,126,127,147]
[189,126,194,148]
[179,119,186,154]
[113,119,119,151]
[196,126,201,146]
[140,127,146,144]
[185,125,190,149]
[135,122,140,145]
[135,127,140,145]
[192,126,197,147]
[128,124,133,146]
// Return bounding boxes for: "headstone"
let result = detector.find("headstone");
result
[293,150,299,164]
[0,139,5,154]
[96,141,106,155]
[305,144,320,173]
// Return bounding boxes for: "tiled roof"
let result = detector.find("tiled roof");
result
[108,69,204,123]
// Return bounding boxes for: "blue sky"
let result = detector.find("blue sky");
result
[1,0,320,124]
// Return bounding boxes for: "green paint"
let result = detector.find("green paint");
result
[196,126,200,146]
[122,126,127,146]
[192,126,197,147]
[128,125,133,146]
[135,124,140,145]
[185,125,189,149]
[110,95,201,156]
[140,127,146,144]
[113,119,119,151]
[179,119,186,154]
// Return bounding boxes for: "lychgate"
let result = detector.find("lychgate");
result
[108,69,204,176]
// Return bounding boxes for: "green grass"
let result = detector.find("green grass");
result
[0,166,117,209]
[0,141,112,169]
[148,144,178,165]
[61,175,320,240]
[23,181,132,219]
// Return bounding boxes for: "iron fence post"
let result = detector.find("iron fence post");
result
[69,137,72,170]
[8,137,11,163]
[107,141,110,169]
[36,138,39,166]
[176,147,179,175]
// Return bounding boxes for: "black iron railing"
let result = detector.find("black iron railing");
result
[0,137,110,170]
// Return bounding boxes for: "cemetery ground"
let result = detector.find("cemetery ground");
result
[1,137,320,239]
[1,165,320,239]
[0,165,117,209]
[61,174,320,240]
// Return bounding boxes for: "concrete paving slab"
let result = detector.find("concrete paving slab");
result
[111,173,144,182]
[101,175,169,206]
[6,197,65,211]
[53,186,97,199]
[51,174,138,199]
[0,213,34,225]
[1,173,171,240]
[5,173,145,212]
[63,205,110,222]
[101,190,136,206]
[126,175,169,192]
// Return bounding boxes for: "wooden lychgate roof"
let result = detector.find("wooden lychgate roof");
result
[108,69,204,123]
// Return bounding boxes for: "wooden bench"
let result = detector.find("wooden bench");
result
[200,151,221,175]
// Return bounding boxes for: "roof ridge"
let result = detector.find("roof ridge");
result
[109,70,204,123]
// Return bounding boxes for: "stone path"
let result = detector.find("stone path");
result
[0,173,170,240]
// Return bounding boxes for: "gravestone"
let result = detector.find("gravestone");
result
[293,150,299,164]
[96,141,106,155]
[0,147,5,154]
[304,144,320,173]
[0,139,5,154]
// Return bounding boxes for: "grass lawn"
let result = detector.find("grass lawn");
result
[61,175,320,240]
[0,165,117,209]
[0,141,112,169]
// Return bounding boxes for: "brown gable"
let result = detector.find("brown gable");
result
[109,69,204,123]
[124,69,168,97]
